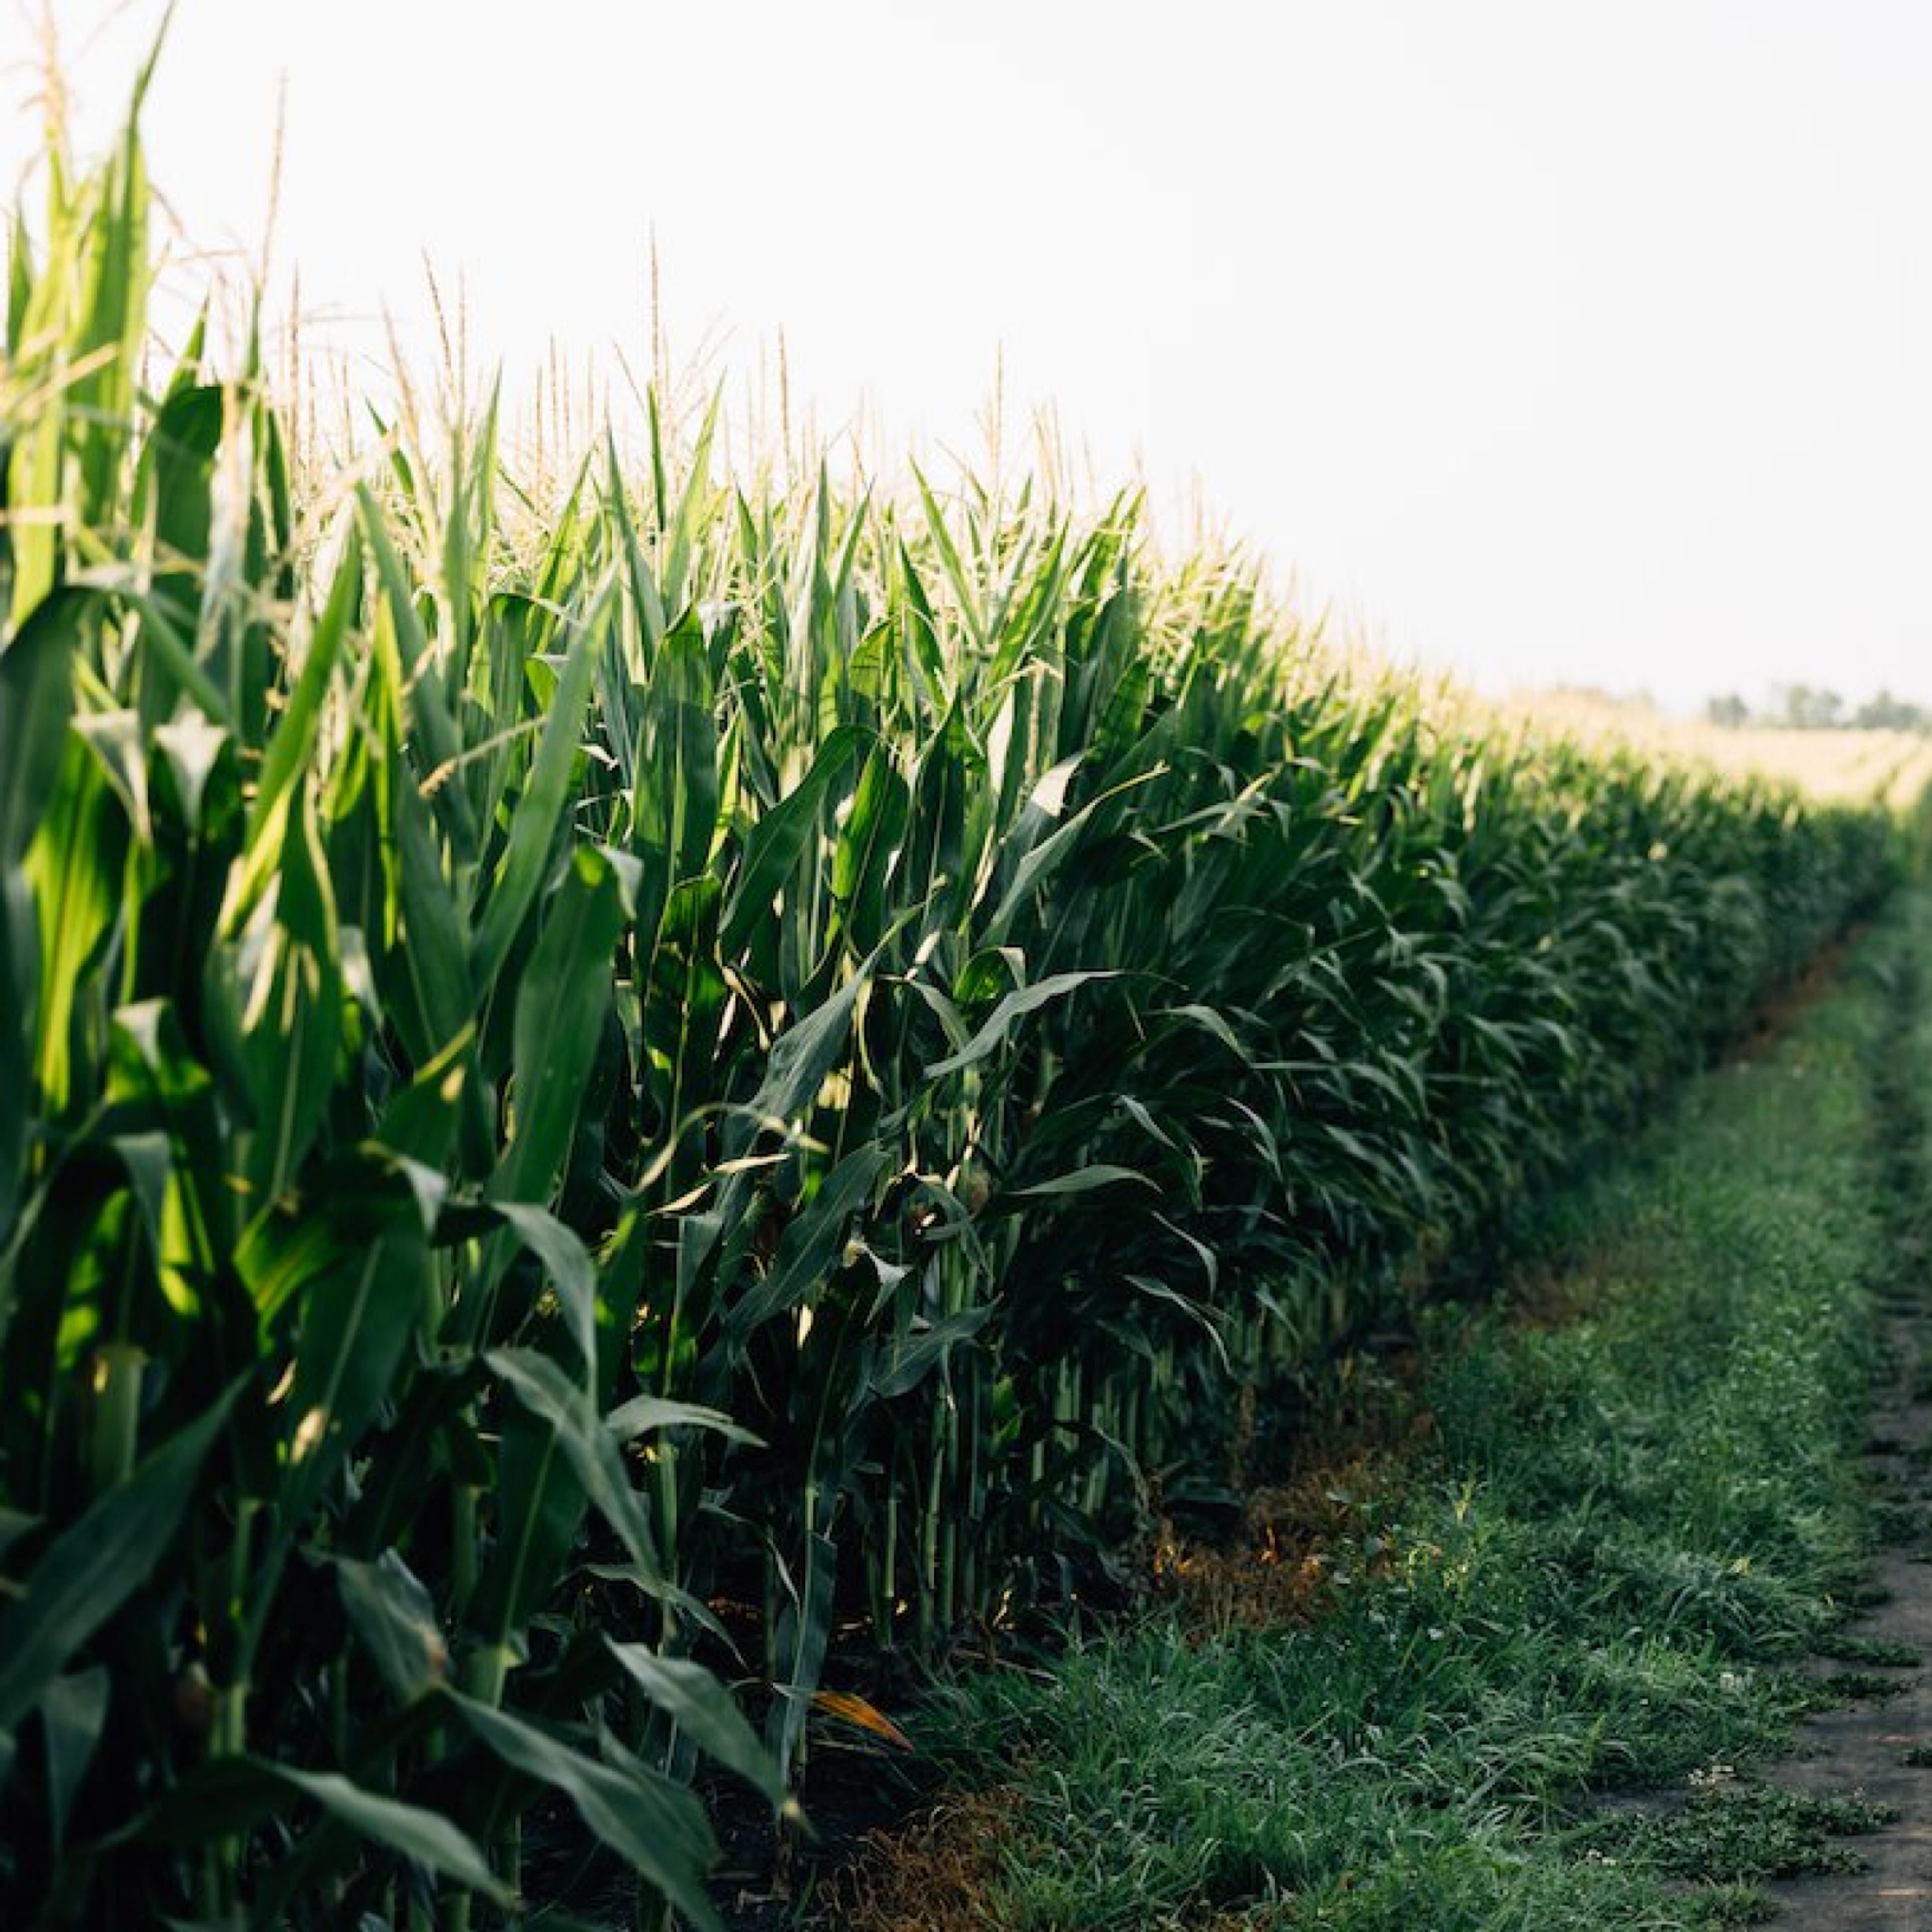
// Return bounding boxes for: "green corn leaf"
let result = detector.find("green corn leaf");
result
[911,466,983,653]
[6,387,65,629]
[387,729,480,1067]
[641,874,727,1199]
[606,1640,784,1805]
[272,1764,510,1916]
[0,586,89,864]
[725,1144,890,1343]
[0,1380,241,1733]
[68,99,149,538]
[356,484,481,863]
[220,788,344,1205]
[23,698,122,1123]
[830,743,911,957]
[1122,1273,1229,1361]
[603,440,666,670]
[0,869,36,1245]
[488,1199,599,1386]
[1009,1163,1159,1199]
[151,713,228,833]
[372,1023,476,1170]
[468,1398,585,1647]
[765,1527,837,1774]
[448,1694,721,1932]
[130,1755,509,1910]
[487,843,633,1212]
[4,194,27,355]
[0,1509,39,1564]
[925,969,1118,1079]
[472,574,615,987]
[136,381,222,715]
[629,599,722,939]
[1157,1002,1247,1059]
[101,1002,220,1327]
[872,1306,995,1400]
[720,725,865,958]
[485,1346,664,1592]
[335,1551,445,1706]
[603,1390,758,1445]
[729,935,893,1160]
[661,387,722,616]
[39,1664,110,1849]
[894,705,972,929]
[223,524,360,928]
[270,1187,428,1537]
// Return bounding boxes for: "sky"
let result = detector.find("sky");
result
[7,0,1932,714]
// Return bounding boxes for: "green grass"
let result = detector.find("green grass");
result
[891,895,1926,1931]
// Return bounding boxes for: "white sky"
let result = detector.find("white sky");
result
[9,1,1932,713]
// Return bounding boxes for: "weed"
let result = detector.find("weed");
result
[1586,1783,1892,1883]
[1813,1632,1920,1667]
[1807,1670,1915,1707]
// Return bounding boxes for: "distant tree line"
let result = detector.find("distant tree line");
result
[1705,686,1930,733]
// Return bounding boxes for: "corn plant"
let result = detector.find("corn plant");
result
[0,85,778,1932]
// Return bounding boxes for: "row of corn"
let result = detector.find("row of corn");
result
[0,93,1905,1930]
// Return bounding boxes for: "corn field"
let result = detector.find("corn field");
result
[0,91,1908,1930]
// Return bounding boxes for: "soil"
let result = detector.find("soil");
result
[706,1740,939,1928]
[1762,1286,1932,1927]
[1730,927,1866,1066]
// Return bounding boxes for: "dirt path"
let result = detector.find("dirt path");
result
[1764,1294,1932,1926]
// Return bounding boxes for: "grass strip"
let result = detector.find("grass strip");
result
[849,891,1932,1931]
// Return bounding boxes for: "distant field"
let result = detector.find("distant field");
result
[1506,688,1932,808]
